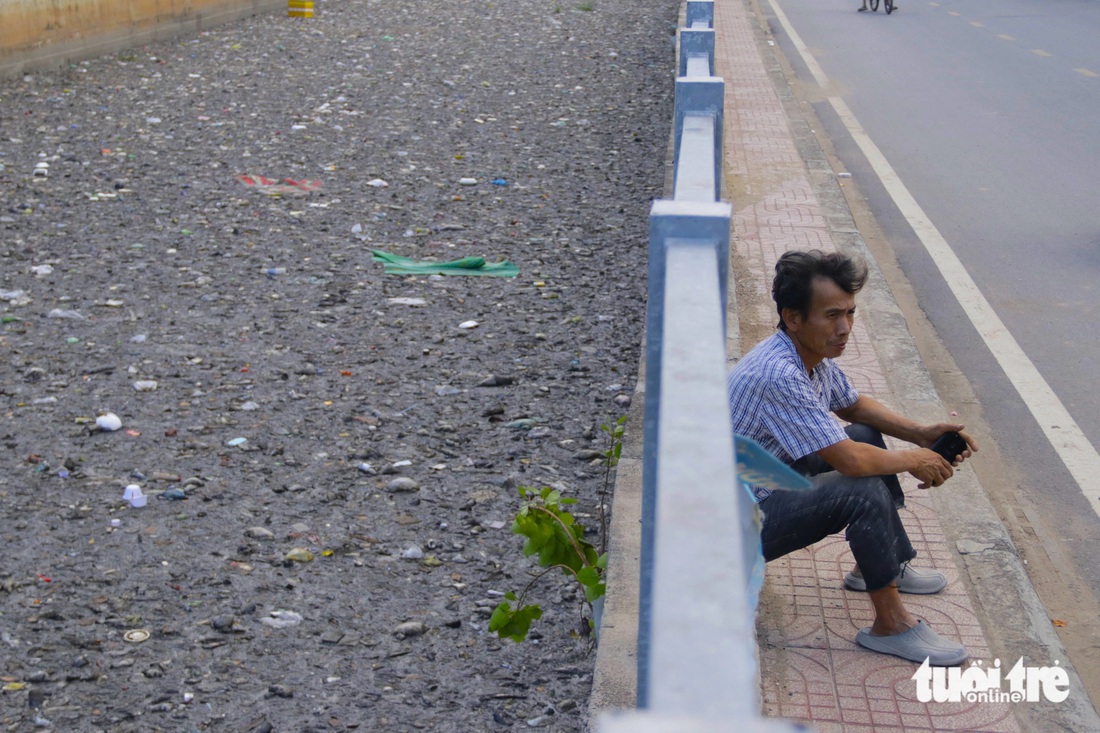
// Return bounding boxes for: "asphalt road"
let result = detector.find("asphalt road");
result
[759,0,1100,689]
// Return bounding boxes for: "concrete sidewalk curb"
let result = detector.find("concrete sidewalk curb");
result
[588,390,645,719]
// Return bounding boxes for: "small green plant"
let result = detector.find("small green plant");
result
[490,416,626,642]
[576,1,595,10]
[598,415,626,555]
[489,486,607,642]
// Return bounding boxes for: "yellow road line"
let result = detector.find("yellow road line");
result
[997,34,1016,41]
[1074,68,1099,78]
[1032,49,1052,58]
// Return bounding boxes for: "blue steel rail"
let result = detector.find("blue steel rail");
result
[597,2,809,730]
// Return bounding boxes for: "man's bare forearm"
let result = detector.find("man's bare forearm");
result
[835,395,928,446]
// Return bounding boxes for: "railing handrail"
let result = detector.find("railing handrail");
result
[598,1,808,729]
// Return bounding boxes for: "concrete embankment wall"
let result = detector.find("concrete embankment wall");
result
[0,0,284,79]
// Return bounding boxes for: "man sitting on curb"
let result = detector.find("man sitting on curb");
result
[727,249,977,666]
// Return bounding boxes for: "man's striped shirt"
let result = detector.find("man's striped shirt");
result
[726,330,858,500]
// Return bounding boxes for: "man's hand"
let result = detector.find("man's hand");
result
[915,423,979,465]
[907,448,954,489]
[834,398,979,465]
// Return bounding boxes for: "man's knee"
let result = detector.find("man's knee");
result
[807,473,896,520]
[845,423,887,450]
[845,476,895,514]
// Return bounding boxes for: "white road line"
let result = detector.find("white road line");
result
[767,0,1100,520]
[767,0,829,87]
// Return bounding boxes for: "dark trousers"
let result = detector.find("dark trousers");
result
[758,424,915,592]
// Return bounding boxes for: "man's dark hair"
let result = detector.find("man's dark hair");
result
[772,249,868,331]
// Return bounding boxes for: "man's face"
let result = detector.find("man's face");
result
[783,276,856,369]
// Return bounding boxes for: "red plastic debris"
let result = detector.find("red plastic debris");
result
[236,174,322,195]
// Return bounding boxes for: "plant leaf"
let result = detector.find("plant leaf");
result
[489,601,543,643]
[576,566,601,588]
[583,580,606,603]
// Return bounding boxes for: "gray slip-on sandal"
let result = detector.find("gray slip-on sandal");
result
[856,620,969,666]
[845,564,947,594]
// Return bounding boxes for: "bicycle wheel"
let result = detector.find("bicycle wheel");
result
[885,0,894,13]
[870,0,879,11]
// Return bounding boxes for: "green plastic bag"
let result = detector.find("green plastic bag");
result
[371,249,519,278]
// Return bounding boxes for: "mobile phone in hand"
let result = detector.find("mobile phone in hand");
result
[931,431,968,462]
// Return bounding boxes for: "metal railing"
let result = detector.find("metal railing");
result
[598,2,806,730]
